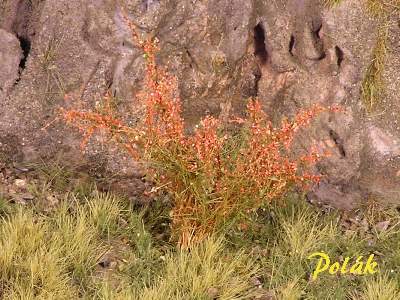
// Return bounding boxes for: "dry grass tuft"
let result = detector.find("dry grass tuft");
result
[351,274,400,299]
[361,0,400,112]
[361,24,388,113]
[2,184,400,298]
[139,237,259,300]
[322,0,343,8]
[278,205,338,260]
[0,209,79,299]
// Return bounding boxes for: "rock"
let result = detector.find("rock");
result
[0,0,400,209]
[250,276,263,287]
[21,193,35,201]
[11,194,27,205]
[45,194,59,207]
[255,289,275,300]
[98,260,111,268]
[375,220,390,232]
[14,178,27,188]
[206,287,219,299]
[14,166,30,173]
[0,29,21,96]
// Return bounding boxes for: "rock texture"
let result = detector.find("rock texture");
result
[0,0,400,209]
[0,29,21,97]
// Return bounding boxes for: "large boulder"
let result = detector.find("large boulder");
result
[0,29,21,97]
[0,0,399,209]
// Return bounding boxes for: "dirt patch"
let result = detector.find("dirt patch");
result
[0,134,23,169]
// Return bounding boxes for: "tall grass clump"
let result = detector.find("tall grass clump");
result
[94,237,259,300]
[85,191,124,238]
[61,12,340,248]
[361,0,400,112]
[351,274,400,300]
[51,200,107,289]
[0,192,129,298]
[139,237,259,300]
[0,209,79,299]
[361,22,388,112]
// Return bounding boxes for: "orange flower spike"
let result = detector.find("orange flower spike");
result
[61,11,343,247]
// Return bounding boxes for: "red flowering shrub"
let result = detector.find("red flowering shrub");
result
[61,18,340,248]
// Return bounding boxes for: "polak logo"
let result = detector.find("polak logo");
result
[308,252,379,280]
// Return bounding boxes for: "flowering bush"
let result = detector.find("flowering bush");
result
[62,18,340,248]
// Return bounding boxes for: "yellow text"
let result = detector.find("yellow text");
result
[308,252,378,280]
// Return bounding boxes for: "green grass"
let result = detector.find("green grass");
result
[361,23,388,113]
[0,186,260,299]
[38,33,66,104]
[139,238,259,300]
[225,196,400,299]
[361,0,400,112]
[3,171,400,299]
[350,274,400,299]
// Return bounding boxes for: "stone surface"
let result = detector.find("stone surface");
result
[0,0,400,209]
[0,28,21,97]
